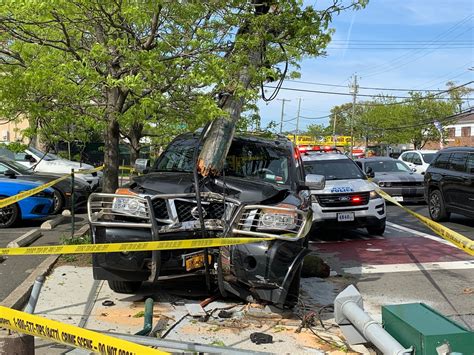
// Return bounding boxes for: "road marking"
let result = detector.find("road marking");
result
[387,221,455,247]
[343,260,474,275]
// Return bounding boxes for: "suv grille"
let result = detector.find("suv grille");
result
[152,198,169,219]
[175,200,226,222]
[390,181,423,187]
[317,192,370,207]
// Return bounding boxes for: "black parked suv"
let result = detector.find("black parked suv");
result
[425,147,474,221]
[88,133,325,307]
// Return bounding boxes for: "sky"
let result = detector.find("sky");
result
[257,0,474,133]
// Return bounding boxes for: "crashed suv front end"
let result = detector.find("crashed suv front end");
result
[88,134,315,307]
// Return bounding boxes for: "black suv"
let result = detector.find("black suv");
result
[424,147,474,221]
[88,133,324,307]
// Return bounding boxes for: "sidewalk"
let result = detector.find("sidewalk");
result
[32,265,369,354]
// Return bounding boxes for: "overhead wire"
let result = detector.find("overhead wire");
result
[357,14,473,78]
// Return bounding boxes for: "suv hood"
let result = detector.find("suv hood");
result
[373,172,424,182]
[311,178,376,194]
[132,172,290,203]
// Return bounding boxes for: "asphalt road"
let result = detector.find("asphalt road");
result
[310,202,474,329]
[0,214,88,303]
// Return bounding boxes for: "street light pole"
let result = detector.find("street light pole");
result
[333,113,337,147]
[349,75,358,158]
[278,98,291,134]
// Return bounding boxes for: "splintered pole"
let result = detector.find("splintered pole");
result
[197,25,266,176]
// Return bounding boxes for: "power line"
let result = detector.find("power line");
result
[357,14,473,78]
[264,81,474,101]
[285,79,448,92]
[366,108,473,132]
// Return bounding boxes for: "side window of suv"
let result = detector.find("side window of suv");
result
[448,152,468,172]
[402,152,413,163]
[412,153,422,165]
[466,154,474,174]
[433,153,450,169]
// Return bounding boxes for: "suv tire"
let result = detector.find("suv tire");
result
[367,221,385,236]
[428,189,450,222]
[108,280,142,294]
[284,266,302,309]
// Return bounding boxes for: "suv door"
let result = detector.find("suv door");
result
[401,152,414,169]
[464,153,474,215]
[444,152,468,209]
[411,153,424,174]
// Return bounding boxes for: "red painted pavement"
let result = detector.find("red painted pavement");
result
[310,234,473,265]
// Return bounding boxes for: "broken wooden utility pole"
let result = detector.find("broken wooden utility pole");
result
[197,2,270,177]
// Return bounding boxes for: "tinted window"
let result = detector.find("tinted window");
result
[0,164,8,174]
[422,153,435,163]
[467,154,474,174]
[449,152,468,172]
[402,152,413,163]
[304,159,364,180]
[154,136,292,185]
[365,160,411,173]
[433,153,450,169]
[412,153,422,165]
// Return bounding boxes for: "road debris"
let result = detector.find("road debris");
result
[250,332,273,345]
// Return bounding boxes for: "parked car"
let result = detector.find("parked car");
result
[302,151,386,235]
[0,179,54,227]
[0,145,102,190]
[424,147,474,222]
[88,133,324,308]
[398,150,437,175]
[356,157,425,203]
[0,156,91,214]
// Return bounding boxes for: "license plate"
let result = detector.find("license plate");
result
[393,196,404,202]
[185,253,212,272]
[337,212,354,222]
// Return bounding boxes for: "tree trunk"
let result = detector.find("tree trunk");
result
[128,122,143,170]
[103,118,120,192]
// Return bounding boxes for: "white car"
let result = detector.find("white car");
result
[302,151,386,235]
[398,150,437,175]
[0,145,101,189]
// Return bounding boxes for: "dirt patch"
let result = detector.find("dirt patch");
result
[55,253,92,267]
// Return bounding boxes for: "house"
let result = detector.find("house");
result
[0,116,29,143]
[445,110,474,146]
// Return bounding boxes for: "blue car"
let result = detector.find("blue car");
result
[0,179,54,228]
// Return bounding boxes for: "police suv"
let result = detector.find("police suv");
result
[302,149,386,235]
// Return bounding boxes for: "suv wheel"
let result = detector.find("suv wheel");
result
[367,220,386,236]
[429,189,450,222]
[108,280,142,294]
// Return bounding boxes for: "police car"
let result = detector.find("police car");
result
[302,149,386,235]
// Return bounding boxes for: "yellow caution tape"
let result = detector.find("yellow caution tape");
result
[75,165,104,174]
[377,189,474,256]
[0,166,104,209]
[0,237,273,256]
[0,306,167,354]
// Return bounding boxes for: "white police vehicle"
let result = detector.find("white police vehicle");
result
[302,150,386,235]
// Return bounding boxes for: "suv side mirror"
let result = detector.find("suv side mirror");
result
[365,166,375,178]
[305,174,325,190]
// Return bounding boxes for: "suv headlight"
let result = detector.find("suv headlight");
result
[378,181,392,187]
[112,188,148,218]
[257,204,297,231]
[370,190,380,199]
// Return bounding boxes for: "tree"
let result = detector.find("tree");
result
[306,124,331,140]
[0,0,367,190]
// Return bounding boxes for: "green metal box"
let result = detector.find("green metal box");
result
[382,303,473,354]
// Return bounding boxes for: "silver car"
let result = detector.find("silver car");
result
[356,157,425,203]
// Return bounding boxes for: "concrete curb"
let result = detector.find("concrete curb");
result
[74,224,90,238]
[41,215,67,230]
[7,229,43,249]
[0,254,60,310]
